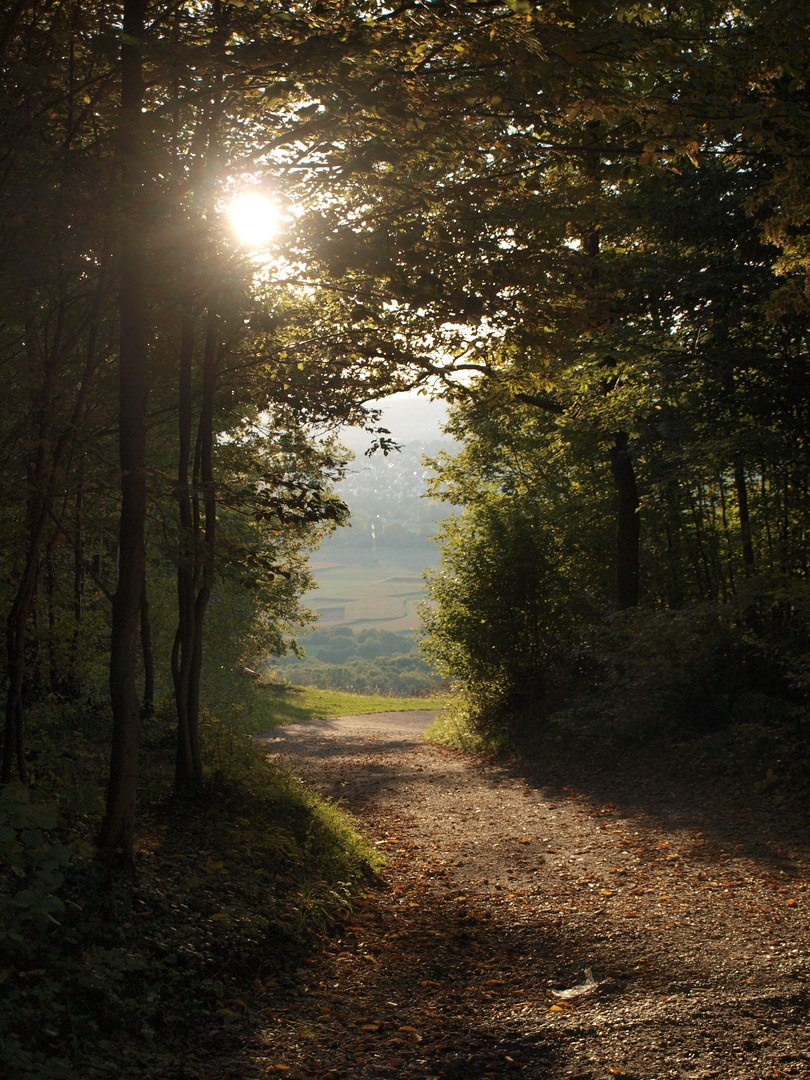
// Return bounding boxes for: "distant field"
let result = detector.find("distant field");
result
[306,546,438,632]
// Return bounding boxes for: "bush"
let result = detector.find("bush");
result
[420,501,588,736]
[579,575,810,737]
[269,627,441,696]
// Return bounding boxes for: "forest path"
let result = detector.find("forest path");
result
[236,713,810,1080]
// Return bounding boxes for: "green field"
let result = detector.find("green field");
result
[306,546,438,632]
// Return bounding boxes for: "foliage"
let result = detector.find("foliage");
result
[0,0,808,1067]
[270,626,444,696]
[0,782,72,945]
[0,0,809,986]
[421,496,588,735]
[0,702,379,1080]
[427,575,810,767]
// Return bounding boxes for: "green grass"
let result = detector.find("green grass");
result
[422,710,489,753]
[242,682,452,733]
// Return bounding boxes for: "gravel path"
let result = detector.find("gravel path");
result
[234,712,810,1080]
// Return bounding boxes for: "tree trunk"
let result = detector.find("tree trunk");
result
[172,14,227,793]
[46,547,58,693]
[610,432,640,610]
[140,576,154,719]
[733,462,755,572]
[174,305,217,794]
[173,304,201,791]
[718,471,736,593]
[71,457,85,669]
[99,0,149,867]
[2,315,53,782]
[2,558,38,783]
[185,305,218,789]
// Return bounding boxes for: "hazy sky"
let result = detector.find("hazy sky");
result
[340,390,450,453]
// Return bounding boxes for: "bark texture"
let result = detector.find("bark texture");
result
[99,0,149,864]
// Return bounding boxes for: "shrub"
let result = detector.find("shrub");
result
[420,501,587,736]
[582,575,810,737]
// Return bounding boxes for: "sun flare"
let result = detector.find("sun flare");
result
[228,192,278,247]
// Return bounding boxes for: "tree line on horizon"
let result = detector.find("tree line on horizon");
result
[1,0,809,862]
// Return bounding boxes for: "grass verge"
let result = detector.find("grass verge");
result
[1,709,383,1080]
[242,681,451,734]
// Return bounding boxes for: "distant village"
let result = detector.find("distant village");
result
[329,439,455,546]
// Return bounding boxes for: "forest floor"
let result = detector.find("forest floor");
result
[213,711,809,1080]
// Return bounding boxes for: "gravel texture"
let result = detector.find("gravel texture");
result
[232,711,810,1080]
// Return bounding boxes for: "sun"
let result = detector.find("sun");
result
[228,192,278,247]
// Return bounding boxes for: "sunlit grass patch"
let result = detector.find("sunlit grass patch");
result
[242,682,452,733]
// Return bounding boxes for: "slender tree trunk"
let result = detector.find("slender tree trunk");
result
[734,461,754,573]
[46,547,58,693]
[174,305,200,791]
[718,471,736,592]
[761,468,773,563]
[140,576,154,719]
[2,316,53,782]
[610,432,640,610]
[2,556,39,783]
[99,0,149,866]
[174,306,217,793]
[685,482,713,600]
[184,305,218,790]
[71,457,85,668]
[579,135,642,611]
[172,11,227,792]
[663,484,686,607]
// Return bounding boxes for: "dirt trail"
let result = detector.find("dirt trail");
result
[238,712,809,1080]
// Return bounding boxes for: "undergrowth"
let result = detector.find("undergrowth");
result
[0,705,381,1080]
[425,582,810,806]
